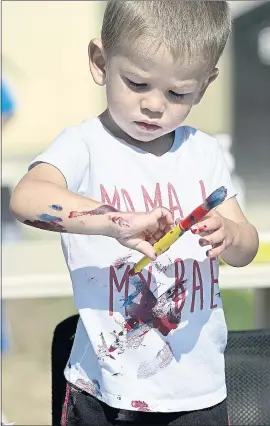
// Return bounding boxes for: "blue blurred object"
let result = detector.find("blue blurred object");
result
[1,79,15,115]
[2,79,17,358]
[1,303,10,353]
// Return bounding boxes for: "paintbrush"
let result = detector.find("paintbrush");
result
[129,186,227,276]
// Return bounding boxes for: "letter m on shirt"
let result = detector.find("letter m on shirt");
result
[100,185,121,210]
[109,266,129,316]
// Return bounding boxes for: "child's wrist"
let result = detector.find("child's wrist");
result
[75,204,128,238]
[104,212,131,239]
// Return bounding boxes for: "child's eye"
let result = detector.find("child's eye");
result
[126,78,147,89]
[169,90,185,100]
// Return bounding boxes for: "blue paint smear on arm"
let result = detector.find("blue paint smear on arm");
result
[49,204,63,211]
[39,214,63,222]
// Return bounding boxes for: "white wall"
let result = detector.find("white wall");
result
[2,0,233,159]
[2,1,106,158]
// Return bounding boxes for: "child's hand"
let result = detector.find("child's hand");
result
[191,209,238,258]
[113,207,174,260]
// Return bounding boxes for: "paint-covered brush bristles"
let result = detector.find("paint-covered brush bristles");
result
[204,186,227,211]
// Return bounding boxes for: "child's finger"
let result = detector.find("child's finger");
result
[159,217,168,231]
[163,225,173,234]
[157,207,174,226]
[206,242,225,258]
[152,229,165,241]
[142,208,173,234]
[134,240,157,260]
[196,229,211,237]
[142,232,152,242]
[147,236,157,246]
[191,216,221,235]
[199,229,225,247]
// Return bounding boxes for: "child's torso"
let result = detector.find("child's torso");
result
[61,121,228,412]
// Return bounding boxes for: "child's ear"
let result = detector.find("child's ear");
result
[88,38,106,86]
[194,68,219,104]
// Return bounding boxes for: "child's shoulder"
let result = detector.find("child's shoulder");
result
[60,117,102,140]
[178,126,220,156]
[181,125,218,149]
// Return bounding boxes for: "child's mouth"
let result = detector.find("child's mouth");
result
[135,121,161,132]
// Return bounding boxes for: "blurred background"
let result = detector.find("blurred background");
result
[1,1,270,424]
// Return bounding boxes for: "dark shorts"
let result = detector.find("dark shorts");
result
[61,382,229,426]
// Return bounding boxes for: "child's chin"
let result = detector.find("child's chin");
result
[132,129,162,142]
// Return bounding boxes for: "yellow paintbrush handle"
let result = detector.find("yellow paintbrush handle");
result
[131,254,153,274]
[131,225,185,275]
[154,225,184,255]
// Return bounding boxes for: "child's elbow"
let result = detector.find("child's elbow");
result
[9,184,27,223]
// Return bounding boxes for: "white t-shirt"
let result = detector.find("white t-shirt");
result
[30,118,236,413]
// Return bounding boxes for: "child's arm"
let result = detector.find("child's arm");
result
[10,163,174,259]
[192,197,259,267]
[216,198,259,266]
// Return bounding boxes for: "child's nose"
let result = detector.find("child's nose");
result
[140,93,165,114]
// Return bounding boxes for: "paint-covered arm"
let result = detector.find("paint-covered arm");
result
[10,163,110,234]
[10,163,174,259]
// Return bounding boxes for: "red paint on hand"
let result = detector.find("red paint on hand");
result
[109,216,130,228]
[69,205,119,218]
[191,224,207,234]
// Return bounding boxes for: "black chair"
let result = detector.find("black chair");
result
[52,315,79,426]
[225,329,270,425]
[52,316,270,425]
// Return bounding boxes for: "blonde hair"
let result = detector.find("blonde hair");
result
[101,0,231,68]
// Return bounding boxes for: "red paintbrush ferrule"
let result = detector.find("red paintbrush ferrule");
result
[129,268,136,276]
[179,205,208,230]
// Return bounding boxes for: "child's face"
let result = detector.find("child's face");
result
[91,40,217,144]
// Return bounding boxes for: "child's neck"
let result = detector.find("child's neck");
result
[99,109,174,157]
